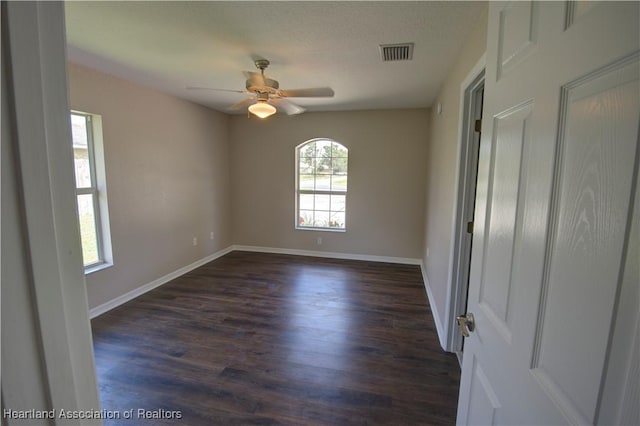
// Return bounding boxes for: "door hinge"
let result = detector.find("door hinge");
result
[467,221,474,234]
[474,119,482,133]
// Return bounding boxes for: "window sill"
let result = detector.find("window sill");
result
[84,262,113,275]
[295,226,346,233]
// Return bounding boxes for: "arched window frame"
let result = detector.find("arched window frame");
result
[295,138,348,231]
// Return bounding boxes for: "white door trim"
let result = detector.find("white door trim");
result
[443,53,486,353]
[3,2,101,420]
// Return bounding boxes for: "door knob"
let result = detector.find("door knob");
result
[456,312,475,337]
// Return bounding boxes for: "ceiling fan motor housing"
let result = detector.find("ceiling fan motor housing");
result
[246,77,279,94]
[246,58,280,94]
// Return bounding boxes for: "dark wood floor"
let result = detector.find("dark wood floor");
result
[91,251,461,425]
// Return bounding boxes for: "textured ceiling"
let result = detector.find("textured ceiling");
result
[65,1,486,115]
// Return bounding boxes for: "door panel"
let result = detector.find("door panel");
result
[479,102,532,340]
[467,356,500,425]
[566,1,600,29]
[598,168,640,424]
[532,57,639,424]
[457,2,639,424]
[497,1,538,79]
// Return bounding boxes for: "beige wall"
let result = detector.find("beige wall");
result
[423,5,488,331]
[230,109,429,259]
[68,64,232,309]
[68,66,429,311]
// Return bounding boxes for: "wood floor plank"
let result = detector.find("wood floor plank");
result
[91,251,460,425]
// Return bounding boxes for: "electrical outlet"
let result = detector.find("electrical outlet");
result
[317,237,322,245]
[192,237,198,246]
[210,232,215,240]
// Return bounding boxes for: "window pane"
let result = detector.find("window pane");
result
[74,148,92,188]
[300,142,316,158]
[331,142,348,158]
[298,210,314,227]
[329,212,345,228]
[316,157,332,174]
[71,115,91,188]
[299,194,314,210]
[314,211,330,227]
[300,175,315,190]
[71,114,88,148]
[332,157,348,174]
[77,194,99,266]
[315,194,330,211]
[332,174,348,191]
[316,140,332,159]
[299,157,315,174]
[331,194,346,211]
[315,175,332,191]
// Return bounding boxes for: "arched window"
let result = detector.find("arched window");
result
[296,139,348,230]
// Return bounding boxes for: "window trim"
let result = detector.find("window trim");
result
[71,110,113,273]
[295,138,348,232]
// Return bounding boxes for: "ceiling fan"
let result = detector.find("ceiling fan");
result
[187,59,334,118]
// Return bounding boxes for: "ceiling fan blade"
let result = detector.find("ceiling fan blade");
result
[186,86,247,94]
[243,71,266,87]
[271,98,305,115]
[228,97,255,111]
[279,87,334,98]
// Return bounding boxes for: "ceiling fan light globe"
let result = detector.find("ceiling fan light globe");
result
[248,102,276,119]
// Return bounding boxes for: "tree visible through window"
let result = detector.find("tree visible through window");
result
[296,139,348,230]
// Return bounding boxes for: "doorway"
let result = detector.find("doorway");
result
[446,65,484,357]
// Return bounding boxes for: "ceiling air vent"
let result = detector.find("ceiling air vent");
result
[380,43,414,62]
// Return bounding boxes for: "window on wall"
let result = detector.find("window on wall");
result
[70,111,112,272]
[296,138,348,231]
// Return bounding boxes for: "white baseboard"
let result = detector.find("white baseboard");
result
[231,245,422,265]
[420,262,448,351]
[89,246,234,318]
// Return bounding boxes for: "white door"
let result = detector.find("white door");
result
[457,2,639,425]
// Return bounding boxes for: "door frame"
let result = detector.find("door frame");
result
[2,1,101,418]
[444,54,486,354]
